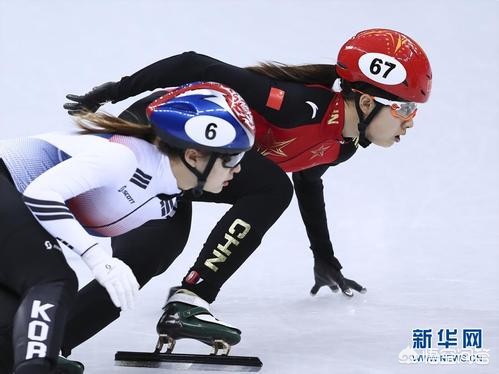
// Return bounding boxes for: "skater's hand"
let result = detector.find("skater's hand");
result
[310,257,366,297]
[63,81,116,115]
[82,245,139,310]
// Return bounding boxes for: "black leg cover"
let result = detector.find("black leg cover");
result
[12,280,77,374]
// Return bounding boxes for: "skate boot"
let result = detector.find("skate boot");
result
[53,356,84,374]
[156,289,241,355]
[163,285,181,308]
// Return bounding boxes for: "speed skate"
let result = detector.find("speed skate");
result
[115,289,262,371]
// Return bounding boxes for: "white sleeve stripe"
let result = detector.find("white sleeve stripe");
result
[23,195,67,208]
[36,214,75,221]
[24,205,71,214]
[23,195,76,220]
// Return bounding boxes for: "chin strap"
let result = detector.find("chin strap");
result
[354,94,384,148]
[181,153,219,197]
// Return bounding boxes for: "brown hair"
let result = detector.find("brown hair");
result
[245,62,402,102]
[245,62,338,86]
[74,111,184,158]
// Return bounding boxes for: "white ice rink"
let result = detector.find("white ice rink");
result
[1,0,498,373]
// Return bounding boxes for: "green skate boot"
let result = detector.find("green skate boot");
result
[53,356,84,374]
[156,289,241,355]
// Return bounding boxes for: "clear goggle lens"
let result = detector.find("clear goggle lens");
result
[220,152,245,168]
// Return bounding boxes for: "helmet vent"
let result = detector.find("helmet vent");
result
[169,102,197,113]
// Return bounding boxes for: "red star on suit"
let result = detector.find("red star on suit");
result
[309,144,331,159]
[256,128,296,157]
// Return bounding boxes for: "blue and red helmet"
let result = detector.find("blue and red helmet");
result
[146,82,255,154]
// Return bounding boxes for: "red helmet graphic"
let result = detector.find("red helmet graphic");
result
[336,28,432,103]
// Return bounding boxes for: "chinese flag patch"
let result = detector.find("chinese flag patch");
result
[266,87,285,110]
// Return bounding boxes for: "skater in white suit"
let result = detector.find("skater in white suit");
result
[0,82,255,374]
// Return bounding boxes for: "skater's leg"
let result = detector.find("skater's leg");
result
[181,149,293,302]
[0,169,78,374]
[2,285,83,374]
[12,279,77,374]
[0,285,18,373]
[1,231,77,374]
[61,199,192,355]
[157,151,292,350]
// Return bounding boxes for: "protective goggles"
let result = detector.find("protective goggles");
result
[353,89,418,121]
[373,96,417,121]
[219,152,245,168]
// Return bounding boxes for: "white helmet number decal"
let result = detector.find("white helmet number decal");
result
[185,115,236,147]
[358,53,407,85]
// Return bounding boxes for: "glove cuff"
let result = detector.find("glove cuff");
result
[314,253,343,271]
[90,81,118,104]
[81,244,111,270]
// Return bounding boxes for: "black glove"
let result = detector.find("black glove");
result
[63,81,116,115]
[310,256,366,297]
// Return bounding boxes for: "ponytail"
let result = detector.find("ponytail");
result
[75,112,154,139]
[73,112,185,159]
[245,62,338,87]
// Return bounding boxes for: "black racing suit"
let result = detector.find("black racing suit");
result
[0,160,78,373]
[61,52,358,354]
[103,51,357,269]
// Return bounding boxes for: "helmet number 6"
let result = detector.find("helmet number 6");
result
[370,58,396,79]
[205,123,218,140]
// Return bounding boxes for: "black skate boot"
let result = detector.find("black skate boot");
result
[53,356,84,374]
[156,289,241,355]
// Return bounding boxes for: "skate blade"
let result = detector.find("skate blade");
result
[155,334,175,353]
[115,351,262,372]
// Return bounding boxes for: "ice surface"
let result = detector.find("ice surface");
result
[1,0,498,373]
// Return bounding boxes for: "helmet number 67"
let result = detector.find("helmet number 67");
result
[370,58,396,79]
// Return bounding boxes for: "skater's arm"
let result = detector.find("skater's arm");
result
[118,90,169,125]
[64,52,269,113]
[291,165,342,269]
[22,142,140,309]
[22,142,137,255]
[293,166,366,296]
[111,52,220,102]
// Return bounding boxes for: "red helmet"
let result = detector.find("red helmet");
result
[336,28,432,103]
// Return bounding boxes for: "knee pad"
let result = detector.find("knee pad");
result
[12,280,77,369]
